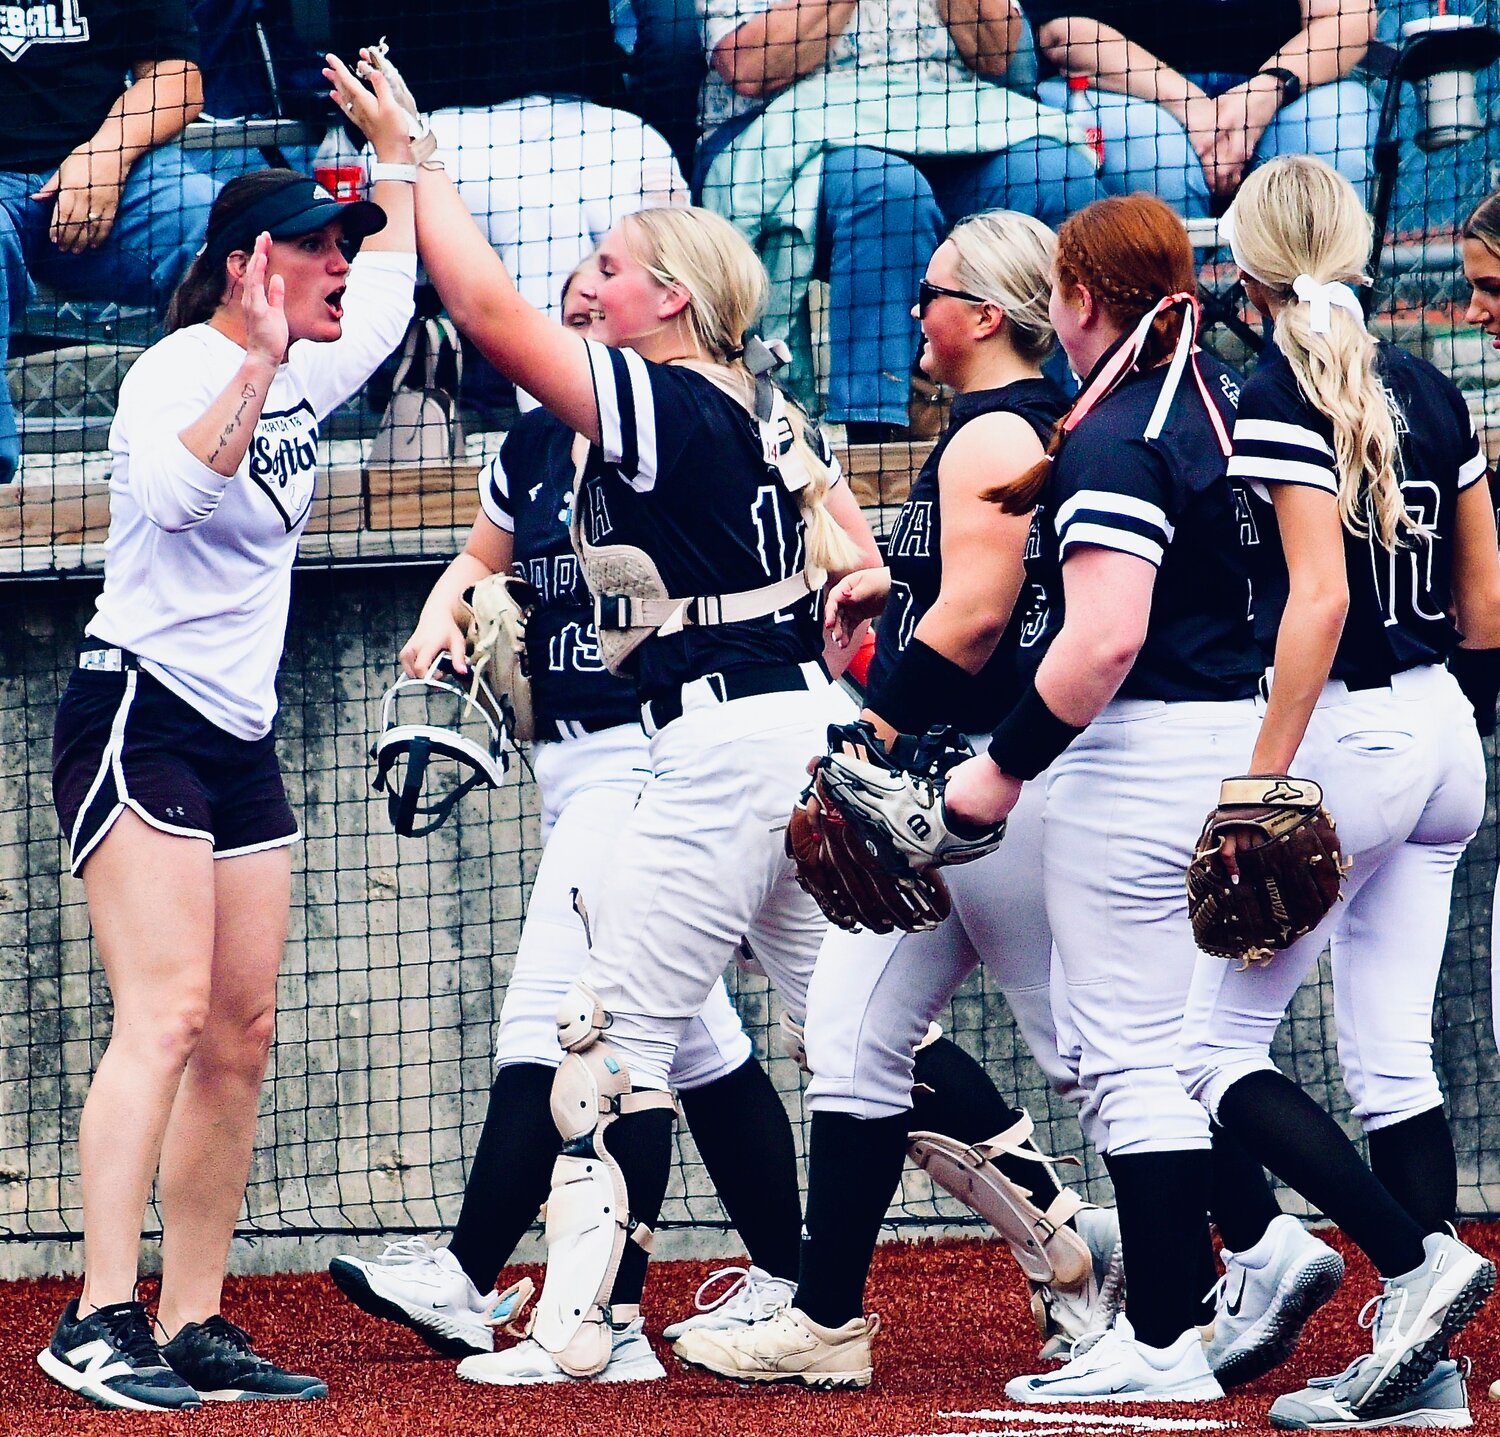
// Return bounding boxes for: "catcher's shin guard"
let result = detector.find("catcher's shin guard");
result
[908,1112,1092,1286]
[523,984,675,1377]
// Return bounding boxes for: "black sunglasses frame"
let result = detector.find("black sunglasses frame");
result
[918,278,991,315]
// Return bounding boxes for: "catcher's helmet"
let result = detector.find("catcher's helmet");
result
[371,657,509,836]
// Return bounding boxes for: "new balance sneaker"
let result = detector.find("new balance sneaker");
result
[662,1265,797,1342]
[456,1314,665,1386]
[1006,1313,1225,1404]
[37,1299,201,1412]
[1205,1214,1345,1388]
[329,1236,495,1356]
[1270,1358,1472,1429]
[161,1315,326,1401]
[1338,1233,1494,1411]
[672,1305,880,1390]
[1034,1206,1126,1361]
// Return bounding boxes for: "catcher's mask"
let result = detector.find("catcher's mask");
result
[371,657,509,836]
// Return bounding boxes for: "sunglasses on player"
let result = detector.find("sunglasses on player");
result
[918,279,991,315]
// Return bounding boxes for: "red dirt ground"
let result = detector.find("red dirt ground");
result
[4,1227,1500,1437]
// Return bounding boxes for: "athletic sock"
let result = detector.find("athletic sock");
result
[604,1106,677,1307]
[1105,1148,1216,1348]
[447,1062,560,1292]
[909,1037,1062,1207]
[794,1111,910,1329]
[1216,1070,1427,1277]
[1208,1119,1284,1253]
[679,1056,802,1280]
[1368,1105,1457,1236]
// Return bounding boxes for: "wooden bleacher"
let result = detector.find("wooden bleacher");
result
[0,440,935,578]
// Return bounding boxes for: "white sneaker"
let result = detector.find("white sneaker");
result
[662,1265,796,1342]
[673,1305,880,1390]
[456,1317,665,1386]
[328,1237,495,1357]
[1033,1207,1126,1361]
[1205,1214,1345,1388]
[1339,1233,1494,1411]
[1006,1314,1226,1404]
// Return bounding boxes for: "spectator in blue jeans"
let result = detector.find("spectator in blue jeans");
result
[697,0,1100,441]
[0,0,218,483]
[1022,0,1377,219]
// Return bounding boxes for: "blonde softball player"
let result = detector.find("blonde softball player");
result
[332,50,877,1385]
[330,266,843,1372]
[674,210,1125,1391]
[1177,155,1499,1428]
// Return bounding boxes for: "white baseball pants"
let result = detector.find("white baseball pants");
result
[1180,664,1484,1130]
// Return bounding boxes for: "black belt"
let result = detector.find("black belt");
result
[643,663,821,732]
[77,640,140,672]
[1257,669,1391,701]
[531,713,632,743]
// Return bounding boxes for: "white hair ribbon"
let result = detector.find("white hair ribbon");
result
[1291,274,1364,335]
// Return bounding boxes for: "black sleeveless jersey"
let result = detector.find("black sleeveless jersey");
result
[479,408,639,733]
[1011,350,1262,702]
[1227,341,1488,680]
[866,377,1069,731]
[576,340,824,699]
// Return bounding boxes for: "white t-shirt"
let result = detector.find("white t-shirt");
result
[698,0,968,129]
[88,250,417,741]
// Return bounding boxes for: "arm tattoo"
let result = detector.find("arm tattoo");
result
[207,383,259,465]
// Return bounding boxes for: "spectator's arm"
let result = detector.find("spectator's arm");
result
[32,59,203,255]
[1035,16,1208,121]
[938,0,1023,80]
[1261,0,1376,90]
[710,1,858,100]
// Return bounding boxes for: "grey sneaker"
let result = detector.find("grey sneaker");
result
[1270,1357,1472,1429]
[1338,1233,1494,1411]
[1205,1214,1345,1388]
[1033,1207,1126,1361]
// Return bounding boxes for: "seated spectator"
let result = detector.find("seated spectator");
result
[0,0,219,483]
[1023,0,1377,219]
[329,0,686,364]
[619,0,710,171]
[697,0,1100,441]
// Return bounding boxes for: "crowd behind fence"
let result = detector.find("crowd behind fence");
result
[4,0,1500,1251]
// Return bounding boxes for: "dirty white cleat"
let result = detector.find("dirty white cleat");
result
[328,1237,495,1357]
[673,1305,880,1389]
[1034,1206,1126,1361]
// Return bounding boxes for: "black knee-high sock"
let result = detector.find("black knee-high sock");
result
[1368,1106,1457,1237]
[795,1111,910,1329]
[1209,1120,1284,1253]
[679,1057,802,1280]
[1106,1148,1217,1348]
[605,1107,677,1307]
[448,1063,561,1292]
[909,1037,1062,1207]
[1217,1071,1426,1277]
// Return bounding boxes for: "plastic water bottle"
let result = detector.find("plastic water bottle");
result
[314,125,365,203]
[1066,75,1105,171]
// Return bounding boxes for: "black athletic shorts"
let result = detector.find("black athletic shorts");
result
[52,649,299,876]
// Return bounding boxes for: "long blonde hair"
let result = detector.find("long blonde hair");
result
[621,206,861,574]
[944,210,1057,363]
[1230,155,1411,549]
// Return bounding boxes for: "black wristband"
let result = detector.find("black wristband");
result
[865,637,973,736]
[1259,66,1302,108]
[1449,646,1500,739]
[987,681,1086,781]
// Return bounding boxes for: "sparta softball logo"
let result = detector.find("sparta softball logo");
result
[248,400,320,532]
[0,0,89,61]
